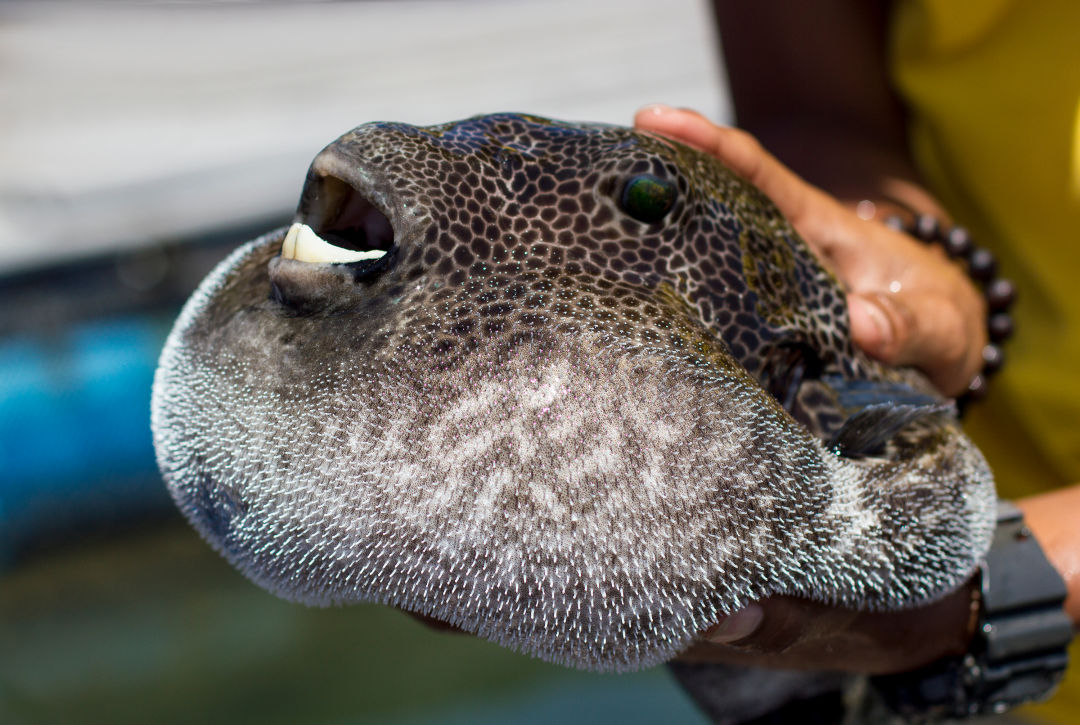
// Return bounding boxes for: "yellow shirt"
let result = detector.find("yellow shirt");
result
[890,2,1080,721]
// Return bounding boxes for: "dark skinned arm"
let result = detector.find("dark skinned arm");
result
[712,0,940,216]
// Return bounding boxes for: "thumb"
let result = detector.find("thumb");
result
[849,291,978,396]
[704,604,766,644]
[704,599,848,654]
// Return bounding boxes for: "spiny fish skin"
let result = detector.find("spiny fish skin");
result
[151,113,994,673]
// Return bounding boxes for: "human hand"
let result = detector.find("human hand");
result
[634,105,987,397]
[679,584,978,675]
[409,589,975,676]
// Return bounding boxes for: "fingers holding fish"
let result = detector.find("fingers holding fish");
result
[634,105,987,397]
[677,584,978,676]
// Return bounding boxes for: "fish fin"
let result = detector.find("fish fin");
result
[828,401,955,458]
[763,342,823,412]
[825,375,942,410]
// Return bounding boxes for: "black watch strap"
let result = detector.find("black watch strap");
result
[873,500,1073,721]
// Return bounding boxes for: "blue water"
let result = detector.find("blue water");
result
[0,315,174,561]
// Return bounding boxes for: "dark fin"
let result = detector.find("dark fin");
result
[825,375,942,411]
[764,342,823,412]
[828,402,955,458]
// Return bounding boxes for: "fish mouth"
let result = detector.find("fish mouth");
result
[283,157,398,276]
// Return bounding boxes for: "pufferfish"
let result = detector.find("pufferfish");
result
[151,114,994,720]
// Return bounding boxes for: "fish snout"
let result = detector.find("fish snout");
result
[269,149,408,312]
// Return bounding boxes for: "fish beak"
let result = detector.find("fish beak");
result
[280,222,389,265]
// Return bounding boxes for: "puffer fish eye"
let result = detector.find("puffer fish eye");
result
[619,174,677,223]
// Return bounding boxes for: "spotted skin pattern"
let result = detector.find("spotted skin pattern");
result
[152,114,995,675]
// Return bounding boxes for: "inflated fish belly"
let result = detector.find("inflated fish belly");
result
[151,114,995,672]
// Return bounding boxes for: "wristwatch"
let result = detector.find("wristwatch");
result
[872,500,1074,721]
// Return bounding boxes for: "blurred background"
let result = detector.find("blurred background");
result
[0,1,730,723]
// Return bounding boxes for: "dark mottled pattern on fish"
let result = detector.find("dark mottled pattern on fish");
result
[151,114,994,673]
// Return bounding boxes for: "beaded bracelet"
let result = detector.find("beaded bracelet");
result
[879,212,1016,411]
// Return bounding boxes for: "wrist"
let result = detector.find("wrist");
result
[872,501,1074,719]
[680,585,979,675]
[738,122,931,214]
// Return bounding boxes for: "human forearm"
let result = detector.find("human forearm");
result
[744,127,950,223]
[678,582,978,675]
[712,0,947,219]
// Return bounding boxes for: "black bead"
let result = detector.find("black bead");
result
[968,247,997,282]
[945,227,973,259]
[914,214,940,242]
[981,344,1004,375]
[986,278,1016,311]
[989,313,1014,342]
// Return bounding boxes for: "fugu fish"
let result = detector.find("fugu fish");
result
[151,114,995,720]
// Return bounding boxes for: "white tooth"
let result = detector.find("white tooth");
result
[281,223,300,259]
[280,222,388,264]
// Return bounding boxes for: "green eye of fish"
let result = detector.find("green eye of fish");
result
[619,175,676,223]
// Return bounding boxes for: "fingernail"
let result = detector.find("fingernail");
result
[639,103,675,116]
[706,604,764,644]
[849,294,895,352]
